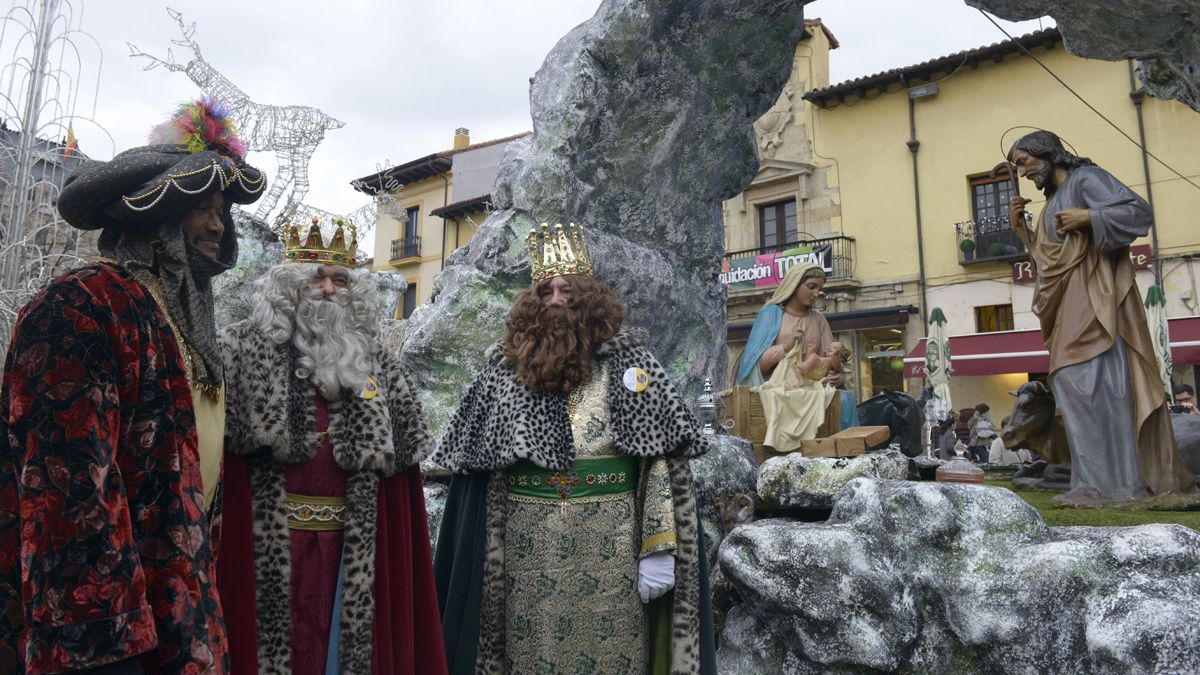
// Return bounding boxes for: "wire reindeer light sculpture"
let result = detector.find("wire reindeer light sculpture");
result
[128,8,345,228]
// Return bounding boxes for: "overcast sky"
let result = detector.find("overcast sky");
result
[13,0,1049,233]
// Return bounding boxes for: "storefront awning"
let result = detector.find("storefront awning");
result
[903,316,1200,378]
[727,304,918,342]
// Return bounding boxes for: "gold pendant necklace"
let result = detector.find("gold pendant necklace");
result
[567,385,585,427]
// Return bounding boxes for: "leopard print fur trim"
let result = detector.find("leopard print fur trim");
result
[666,456,703,674]
[336,471,380,673]
[474,473,509,674]
[245,458,381,674]
[220,320,433,475]
[435,329,708,473]
[248,456,292,674]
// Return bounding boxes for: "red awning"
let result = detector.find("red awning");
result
[903,316,1200,378]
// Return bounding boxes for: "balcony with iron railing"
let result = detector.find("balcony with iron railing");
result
[955,216,1027,265]
[389,236,421,262]
[724,234,856,282]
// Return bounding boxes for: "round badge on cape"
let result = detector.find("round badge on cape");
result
[623,367,649,392]
[360,376,379,400]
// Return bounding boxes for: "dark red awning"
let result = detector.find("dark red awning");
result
[903,316,1200,378]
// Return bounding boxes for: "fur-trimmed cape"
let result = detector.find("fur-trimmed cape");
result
[433,327,710,473]
[433,328,717,674]
[216,320,445,675]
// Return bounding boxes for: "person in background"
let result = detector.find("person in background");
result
[1173,383,1199,415]
[990,416,1033,465]
[968,403,997,463]
[937,411,960,461]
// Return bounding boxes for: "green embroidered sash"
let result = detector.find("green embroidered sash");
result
[504,455,640,504]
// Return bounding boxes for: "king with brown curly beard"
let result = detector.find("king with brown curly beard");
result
[433,223,717,675]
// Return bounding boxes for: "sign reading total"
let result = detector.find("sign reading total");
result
[720,243,834,291]
[1012,244,1153,284]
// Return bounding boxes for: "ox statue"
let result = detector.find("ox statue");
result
[1002,381,1070,465]
[1003,380,1200,489]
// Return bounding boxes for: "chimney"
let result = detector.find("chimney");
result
[453,127,470,150]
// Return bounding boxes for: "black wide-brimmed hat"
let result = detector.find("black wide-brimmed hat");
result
[58,98,266,231]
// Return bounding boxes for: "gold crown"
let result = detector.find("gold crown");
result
[283,216,358,268]
[526,222,593,284]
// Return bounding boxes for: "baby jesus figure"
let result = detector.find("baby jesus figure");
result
[794,340,845,384]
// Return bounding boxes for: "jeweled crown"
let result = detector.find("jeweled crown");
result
[526,222,593,284]
[283,216,358,268]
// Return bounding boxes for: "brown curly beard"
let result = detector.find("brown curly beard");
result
[504,274,625,394]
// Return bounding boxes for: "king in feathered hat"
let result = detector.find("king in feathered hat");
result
[54,96,266,392]
[0,100,266,673]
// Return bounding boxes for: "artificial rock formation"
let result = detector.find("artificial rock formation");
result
[967,0,1200,112]
[757,451,908,511]
[718,478,1200,673]
[423,479,449,549]
[399,0,812,434]
[692,435,759,527]
[907,454,943,481]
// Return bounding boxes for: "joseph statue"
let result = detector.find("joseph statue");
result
[1008,129,1195,506]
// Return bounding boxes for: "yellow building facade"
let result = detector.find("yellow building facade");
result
[352,129,528,317]
[725,20,1200,419]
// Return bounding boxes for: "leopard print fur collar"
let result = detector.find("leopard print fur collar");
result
[220,320,433,476]
[435,327,709,472]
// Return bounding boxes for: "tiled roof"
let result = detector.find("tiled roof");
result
[430,193,493,219]
[446,131,530,157]
[804,18,839,50]
[350,131,530,195]
[803,27,1061,107]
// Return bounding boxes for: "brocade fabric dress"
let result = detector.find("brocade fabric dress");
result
[502,363,675,674]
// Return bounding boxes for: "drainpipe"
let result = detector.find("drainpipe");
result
[902,74,930,336]
[1128,60,1161,284]
[437,164,450,270]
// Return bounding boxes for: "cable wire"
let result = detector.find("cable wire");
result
[979,9,1200,193]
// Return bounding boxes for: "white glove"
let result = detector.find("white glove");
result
[638,552,676,603]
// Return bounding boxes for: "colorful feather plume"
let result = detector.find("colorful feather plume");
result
[148,96,247,158]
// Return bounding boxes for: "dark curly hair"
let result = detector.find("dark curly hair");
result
[1007,130,1094,197]
[504,274,625,393]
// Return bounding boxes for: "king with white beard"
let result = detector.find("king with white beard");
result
[215,218,449,675]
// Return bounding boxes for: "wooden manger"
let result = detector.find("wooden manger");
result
[720,385,889,464]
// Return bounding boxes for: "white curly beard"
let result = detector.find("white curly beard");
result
[292,287,373,400]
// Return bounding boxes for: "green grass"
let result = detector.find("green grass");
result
[983,480,1200,531]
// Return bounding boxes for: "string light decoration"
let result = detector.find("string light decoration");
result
[0,0,111,354]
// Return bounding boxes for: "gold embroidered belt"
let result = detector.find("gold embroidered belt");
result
[286,492,347,531]
[504,456,640,505]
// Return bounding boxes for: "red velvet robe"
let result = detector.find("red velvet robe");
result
[0,263,227,674]
[217,394,446,675]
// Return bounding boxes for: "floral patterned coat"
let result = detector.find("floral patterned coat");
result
[0,263,227,674]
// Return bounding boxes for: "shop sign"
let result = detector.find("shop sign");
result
[1012,244,1152,284]
[721,243,833,291]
